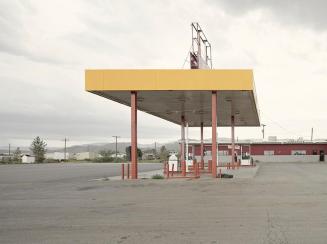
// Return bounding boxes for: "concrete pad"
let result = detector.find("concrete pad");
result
[108,169,164,180]
[223,165,260,179]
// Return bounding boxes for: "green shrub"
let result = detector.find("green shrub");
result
[93,156,115,163]
[44,158,59,164]
[152,174,164,179]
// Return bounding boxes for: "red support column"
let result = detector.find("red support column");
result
[166,163,170,179]
[180,116,185,163]
[208,160,212,173]
[200,122,204,170]
[212,91,217,178]
[121,163,125,180]
[231,115,235,168]
[131,91,138,179]
[181,161,186,177]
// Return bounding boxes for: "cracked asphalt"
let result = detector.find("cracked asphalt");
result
[1,162,327,243]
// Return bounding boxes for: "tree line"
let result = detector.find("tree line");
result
[2,136,171,164]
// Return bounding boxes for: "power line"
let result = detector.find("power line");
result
[260,112,306,138]
[261,124,266,139]
[181,44,193,69]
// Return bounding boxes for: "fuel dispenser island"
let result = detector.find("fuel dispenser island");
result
[185,122,194,172]
[240,144,252,166]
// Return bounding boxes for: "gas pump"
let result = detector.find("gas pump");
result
[185,122,193,172]
[241,144,252,166]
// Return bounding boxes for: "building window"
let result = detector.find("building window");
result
[218,150,228,156]
[264,150,274,155]
[291,150,306,155]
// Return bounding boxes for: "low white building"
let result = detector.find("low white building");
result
[142,153,155,160]
[109,152,126,159]
[0,154,12,161]
[74,152,98,160]
[21,154,35,163]
[45,152,69,161]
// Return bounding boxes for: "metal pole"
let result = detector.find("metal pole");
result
[311,128,313,141]
[231,115,235,166]
[131,91,138,179]
[240,144,243,167]
[64,138,67,161]
[154,142,157,156]
[186,122,189,161]
[197,24,201,66]
[181,116,185,163]
[211,91,217,178]
[112,136,120,161]
[8,143,11,156]
[262,124,266,139]
[200,122,204,169]
[121,163,125,180]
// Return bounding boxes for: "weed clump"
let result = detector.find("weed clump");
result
[152,174,164,179]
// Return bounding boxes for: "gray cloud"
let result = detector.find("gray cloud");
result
[0,1,77,65]
[209,0,327,30]
[0,73,179,144]
[0,0,327,147]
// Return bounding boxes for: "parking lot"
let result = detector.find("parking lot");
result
[1,162,327,243]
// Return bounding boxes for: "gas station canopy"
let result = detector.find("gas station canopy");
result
[85,69,260,127]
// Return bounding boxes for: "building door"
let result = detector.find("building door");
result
[319,150,325,162]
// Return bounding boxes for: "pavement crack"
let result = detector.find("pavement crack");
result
[266,210,289,244]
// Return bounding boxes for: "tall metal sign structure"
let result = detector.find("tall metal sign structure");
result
[190,22,212,69]
[189,23,216,175]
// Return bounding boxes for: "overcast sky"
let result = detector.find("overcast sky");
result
[1,0,327,148]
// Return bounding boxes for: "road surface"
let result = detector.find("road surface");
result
[1,162,327,243]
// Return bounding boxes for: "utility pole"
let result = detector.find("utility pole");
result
[8,143,11,156]
[154,141,157,158]
[261,124,266,140]
[311,127,313,141]
[112,136,120,160]
[63,138,69,161]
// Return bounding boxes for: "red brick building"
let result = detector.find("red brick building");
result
[187,141,327,162]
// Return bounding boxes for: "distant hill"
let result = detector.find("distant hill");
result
[0,141,180,154]
[2,136,286,155]
[46,141,180,154]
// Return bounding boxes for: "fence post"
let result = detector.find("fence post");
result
[182,161,186,177]
[197,162,200,178]
[121,163,125,180]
